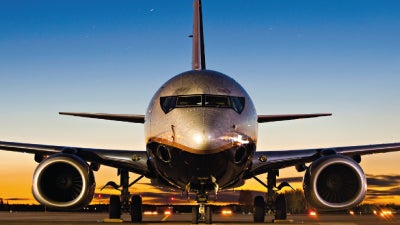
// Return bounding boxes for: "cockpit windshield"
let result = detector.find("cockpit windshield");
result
[160,94,245,114]
[176,95,202,107]
[204,95,230,107]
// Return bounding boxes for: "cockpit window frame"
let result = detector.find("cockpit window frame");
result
[160,94,245,114]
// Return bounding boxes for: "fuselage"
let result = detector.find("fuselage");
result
[145,69,258,193]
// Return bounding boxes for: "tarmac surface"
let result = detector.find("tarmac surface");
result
[0,211,398,225]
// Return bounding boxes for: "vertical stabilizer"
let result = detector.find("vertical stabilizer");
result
[192,0,206,70]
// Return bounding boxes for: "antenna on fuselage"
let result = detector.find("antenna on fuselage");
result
[192,0,206,70]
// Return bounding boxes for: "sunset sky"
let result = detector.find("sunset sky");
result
[0,0,399,205]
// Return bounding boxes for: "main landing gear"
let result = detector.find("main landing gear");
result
[253,169,293,223]
[102,169,144,222]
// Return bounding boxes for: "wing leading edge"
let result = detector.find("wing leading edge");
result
[247,142,400,178]
[257,113,332,123]
[59,112,145,123]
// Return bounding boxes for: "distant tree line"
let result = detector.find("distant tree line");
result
[237,189,308,214]
[1,192,399,213]
[236,189,400,214]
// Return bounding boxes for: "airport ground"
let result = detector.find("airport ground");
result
[0,211,398,225]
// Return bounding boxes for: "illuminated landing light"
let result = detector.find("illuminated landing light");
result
[236,135,250,144]
[164,210,172,215]
[193,134,204,144]
[219,134,250,145]
[349,210,355,215]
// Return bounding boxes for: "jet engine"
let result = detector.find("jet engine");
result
[303,154,367,210]
[32,153,95,209]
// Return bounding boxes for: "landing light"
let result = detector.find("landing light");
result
[219,134,250,145]
[193,134,204,144]
[235,135,250,144]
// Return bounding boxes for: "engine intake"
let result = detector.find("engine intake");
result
[303,154,367,210]
[32,153,95,209]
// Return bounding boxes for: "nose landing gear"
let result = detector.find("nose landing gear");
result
[191,189,213,224]
[192,203,213,224]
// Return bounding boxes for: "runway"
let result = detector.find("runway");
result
[0,211,398,225]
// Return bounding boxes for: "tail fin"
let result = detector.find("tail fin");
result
[192,0,206,70]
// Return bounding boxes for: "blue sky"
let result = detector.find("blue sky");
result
[0,0,400,203]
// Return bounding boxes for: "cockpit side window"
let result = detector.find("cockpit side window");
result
[160,96,177,114]
[230,96,245,114]
[160,94,245,114]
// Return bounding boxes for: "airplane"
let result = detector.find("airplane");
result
[1,0,400,224]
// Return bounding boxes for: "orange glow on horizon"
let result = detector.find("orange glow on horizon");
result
[0,151,399,206]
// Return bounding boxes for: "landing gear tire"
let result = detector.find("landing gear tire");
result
[109,195,121,219]
[253,195,265,223]
[192,206,199,224]
[131,195,143,222]
[275,194,287,220]
[205,206,212,224]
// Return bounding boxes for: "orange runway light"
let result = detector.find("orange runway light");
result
[379,210,393,218]
[221,209,232,215]
[308,209,317,217]
[144,211,158,215]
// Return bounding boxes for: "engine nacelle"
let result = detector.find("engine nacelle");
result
[303,154,367,210]
[32,153,95,209]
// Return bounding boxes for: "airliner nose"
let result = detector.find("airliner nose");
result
[189,127,217,151]
[175,110,237,154]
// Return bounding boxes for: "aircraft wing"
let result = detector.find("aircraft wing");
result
[0,141,151,176]
[257,113,332,123]
[247,142,400,178]
[59,112,145,123]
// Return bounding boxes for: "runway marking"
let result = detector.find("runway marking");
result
[161,214,171,221]
[318,223,356,225]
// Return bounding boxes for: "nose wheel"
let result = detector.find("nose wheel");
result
[191,190,213,224]
[192,204,212,224]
